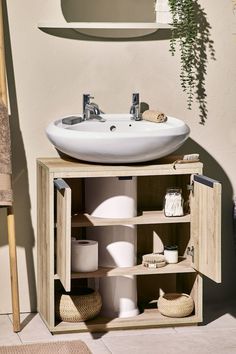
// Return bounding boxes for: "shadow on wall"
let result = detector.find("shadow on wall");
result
[177,138,236,323]
[0,1,36,312]
[192,2,216,125]
[40,0,172,41]
[61,0,156,22]
[40,0,215,125]
[40,27,172,42]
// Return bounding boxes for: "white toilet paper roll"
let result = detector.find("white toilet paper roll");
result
[71,240,98,272]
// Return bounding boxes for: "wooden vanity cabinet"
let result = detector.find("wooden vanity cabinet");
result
[37,157,221,333]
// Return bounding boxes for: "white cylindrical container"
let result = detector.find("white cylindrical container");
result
[71,239,98,272]
[99,275,139,318]
[85,177,139,318]
[85,177,137,219]
[164,245,178,264]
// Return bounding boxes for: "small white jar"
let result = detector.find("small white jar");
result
[164,245,178,264]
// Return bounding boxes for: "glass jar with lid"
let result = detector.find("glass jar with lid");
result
[164,188,184,217]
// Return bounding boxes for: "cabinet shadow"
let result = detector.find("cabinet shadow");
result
[176,138,236,325]
[0,1,36,313]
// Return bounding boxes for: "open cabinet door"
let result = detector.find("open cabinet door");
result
[54,179,71,291]
[191,175,221,283]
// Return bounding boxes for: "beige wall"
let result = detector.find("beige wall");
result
[0,0,236,313]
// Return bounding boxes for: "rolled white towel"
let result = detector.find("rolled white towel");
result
[142,109,167,123]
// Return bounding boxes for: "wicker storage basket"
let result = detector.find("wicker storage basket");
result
[157,293,194,318]
[55,288,102,322]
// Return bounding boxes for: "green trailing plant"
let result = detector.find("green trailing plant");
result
[168,0,215,124]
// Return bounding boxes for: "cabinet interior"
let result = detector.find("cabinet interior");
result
[137,175,191,212]
[53,173,197,329]
[137,223,190,263]
[56,174,192,220]
[137,272,198,314]
[53,273,200,330]
[54,174,192,275]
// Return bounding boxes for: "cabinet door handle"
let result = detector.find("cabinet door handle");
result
[193,175,220,188]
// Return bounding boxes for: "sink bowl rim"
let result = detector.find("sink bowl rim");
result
[46,114,190,139]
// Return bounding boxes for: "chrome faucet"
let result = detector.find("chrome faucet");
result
[83,94,105,121]
[130,93,142,121]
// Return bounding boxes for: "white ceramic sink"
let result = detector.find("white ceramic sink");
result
[46,114,190,163]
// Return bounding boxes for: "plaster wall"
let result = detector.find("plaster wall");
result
[0,0,235,313]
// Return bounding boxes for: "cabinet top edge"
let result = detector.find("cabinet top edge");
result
[37,157,203,176]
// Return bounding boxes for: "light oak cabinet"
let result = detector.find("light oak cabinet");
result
[37,157,221,333]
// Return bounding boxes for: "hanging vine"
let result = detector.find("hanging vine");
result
[168,0,216,124]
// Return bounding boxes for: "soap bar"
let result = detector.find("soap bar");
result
[62,116,83,125]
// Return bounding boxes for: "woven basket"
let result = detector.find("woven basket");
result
[157,293,194,318]
[55,288,102,322]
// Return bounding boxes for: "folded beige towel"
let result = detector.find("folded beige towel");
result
[0,100,13,205]
[142,110,167,123]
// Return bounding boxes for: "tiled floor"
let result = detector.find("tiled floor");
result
[1,300,236,353]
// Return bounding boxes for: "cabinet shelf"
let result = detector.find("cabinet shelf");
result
[52,308,200,333]
[54,258,195,280]
[71,211,191,227]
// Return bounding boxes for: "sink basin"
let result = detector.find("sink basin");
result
[46,114,190,163]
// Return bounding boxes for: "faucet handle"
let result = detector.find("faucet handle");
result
[83,94,94,112]
[83,94,94,102]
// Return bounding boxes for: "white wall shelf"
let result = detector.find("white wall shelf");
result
[38,22,171,30]
[38,22,172,38]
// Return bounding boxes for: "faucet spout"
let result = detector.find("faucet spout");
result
[83,94,105,121]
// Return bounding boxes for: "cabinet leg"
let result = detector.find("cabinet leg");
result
[7,206,20,332]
